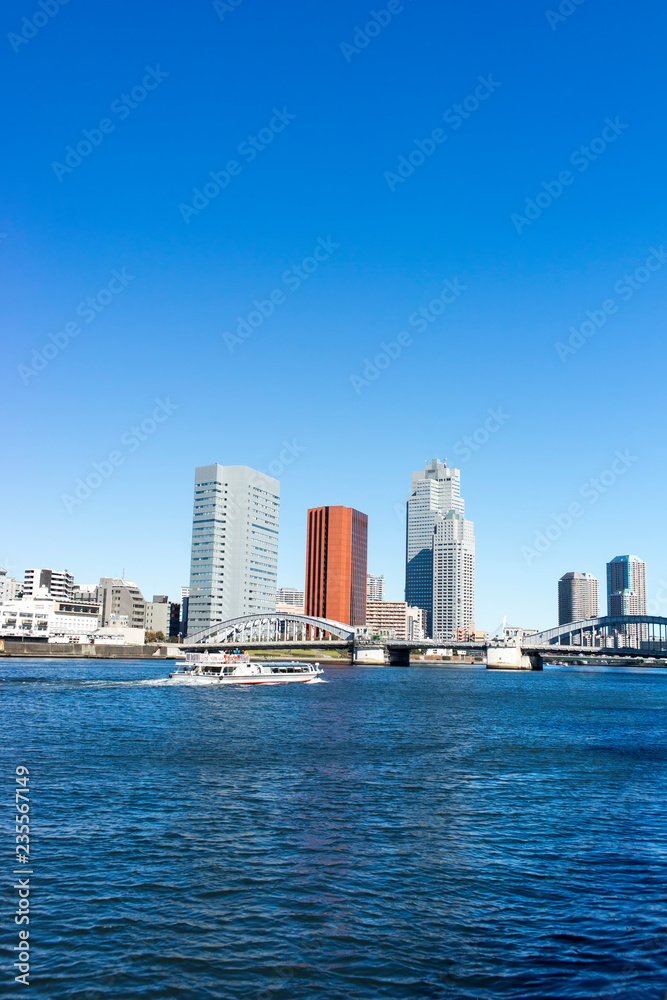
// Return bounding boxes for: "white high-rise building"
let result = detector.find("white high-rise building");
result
[432,511,475,642]
[187,464,280,635]
[405,458,465,636]
[23,568,73,600]
[366,574,385,602]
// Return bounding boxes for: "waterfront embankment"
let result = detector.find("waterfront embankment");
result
[0,641,178,659]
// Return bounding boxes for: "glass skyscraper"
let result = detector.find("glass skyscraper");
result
[187,464,280,635]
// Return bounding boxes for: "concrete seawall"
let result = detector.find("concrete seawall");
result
[0,642,178,659]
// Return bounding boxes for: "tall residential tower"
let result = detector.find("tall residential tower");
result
[187,464,280,635]
[607,555,646,615]
[558,572,599,625]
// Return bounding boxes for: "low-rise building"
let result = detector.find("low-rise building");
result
[366,600,404,638]
[366,600,428,641]
[455,627,489,641]
[276,602,306,615]
[91,626,146,646]
[502,625,539,641]
[144,595,170,635]
[406,606,427,641]
[276,587,305,608]
[73,583,98,603]
[0,567,22,602]
[0,592,100,641]
[98,578,146,629]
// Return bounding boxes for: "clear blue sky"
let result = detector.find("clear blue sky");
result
[2,0,665,630]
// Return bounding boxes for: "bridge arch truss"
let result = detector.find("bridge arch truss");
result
[186,613,355,646]
[528,615,667,652]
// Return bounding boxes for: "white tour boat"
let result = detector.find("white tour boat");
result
[169,651,323,685]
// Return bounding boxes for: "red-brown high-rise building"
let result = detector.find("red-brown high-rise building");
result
[305,506,368,626]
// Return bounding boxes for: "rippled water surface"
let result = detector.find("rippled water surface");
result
[2,659,667,999]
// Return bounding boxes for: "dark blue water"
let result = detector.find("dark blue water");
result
[2,660,667,1000]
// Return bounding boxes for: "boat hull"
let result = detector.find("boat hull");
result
[168,657,323,685]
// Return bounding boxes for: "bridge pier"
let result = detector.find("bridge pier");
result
[353,645,387,665]
[486,646,543,670]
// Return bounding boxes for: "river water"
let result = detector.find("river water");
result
[1,659,666,999]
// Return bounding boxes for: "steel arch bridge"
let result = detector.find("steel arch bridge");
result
[527,615,667,652]
[186,613,356,646]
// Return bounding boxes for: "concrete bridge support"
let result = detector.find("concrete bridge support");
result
[353,645,387,665]
[486,646,543,670]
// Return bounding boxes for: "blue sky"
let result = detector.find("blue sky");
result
[1,0,665,630]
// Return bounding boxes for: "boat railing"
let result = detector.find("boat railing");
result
[185,651,250,665]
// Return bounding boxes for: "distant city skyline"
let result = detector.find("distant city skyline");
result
[3,501,657,638]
